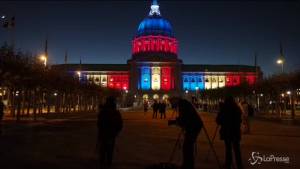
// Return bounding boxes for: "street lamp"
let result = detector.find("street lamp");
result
[76,71,81,76]
[276,58,284,73]
[40,54,47,67]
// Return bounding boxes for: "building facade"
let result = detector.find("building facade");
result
[53,0,262,101]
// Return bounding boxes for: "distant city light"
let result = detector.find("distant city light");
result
[185,90,188,94]
[260,93,263,97]
[76,71,81,76]
[39,55,47,66]
[286,91,291,95]
[53,92,58,96]
[1,15,5,19]
[277,59,283,64]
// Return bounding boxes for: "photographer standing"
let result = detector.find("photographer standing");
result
[216,96,243,169]
[176,99,203,169]
[97,96,123,169]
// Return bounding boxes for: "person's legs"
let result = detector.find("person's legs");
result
[224,139,233,169]
[98,142,107,169]
[107,139,116,168]
[182,133,198,169]
[233,140,243,169]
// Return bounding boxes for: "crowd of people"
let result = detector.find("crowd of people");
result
[97,95,248,169]
[0,94,248,169]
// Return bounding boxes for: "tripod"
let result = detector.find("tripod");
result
[168,126,222,169]
[169,129,183,163]
[191,103,222,169]
[204,125,219,161]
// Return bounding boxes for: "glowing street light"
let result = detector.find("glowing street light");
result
[40,54,47,67]
[286,91,291,95]
[276,58,284,73]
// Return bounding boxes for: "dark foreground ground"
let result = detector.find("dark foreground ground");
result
[0,109,299,169]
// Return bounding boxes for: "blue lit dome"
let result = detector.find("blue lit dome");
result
[136,0,174,37]
[137,15,173,37]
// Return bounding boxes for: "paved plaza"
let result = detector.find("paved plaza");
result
[0,109,299,169]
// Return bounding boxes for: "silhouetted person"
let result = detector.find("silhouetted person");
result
[97,96,123,169]
[143,100,148,114]
[159,101,166,119]
[0,99,4,135]
[152,100,159,119]
[177,99,203,169]
[216,96,243,169]
[241,100,250,134]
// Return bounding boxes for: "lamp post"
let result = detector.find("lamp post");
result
[40,54,47,67]
[76,71,81,81]
[276,58,284,73]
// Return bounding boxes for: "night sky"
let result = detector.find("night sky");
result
[1,0,299,76]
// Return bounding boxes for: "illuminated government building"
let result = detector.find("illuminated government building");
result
[54,0,262,100]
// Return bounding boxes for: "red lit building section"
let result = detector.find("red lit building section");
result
[225,73,257,87]
[132,35,178,55]
[246,74,256,85]
[108,74,129,90]
[161,67,172,90]
[225,73,241,87]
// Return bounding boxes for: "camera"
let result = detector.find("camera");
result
[168,119,178,126]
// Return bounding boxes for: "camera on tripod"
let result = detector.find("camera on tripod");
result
[168,119,179,126]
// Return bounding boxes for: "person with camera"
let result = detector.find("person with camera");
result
[97,96,123,169]
[216,95,243,169]
[171,98,203,169]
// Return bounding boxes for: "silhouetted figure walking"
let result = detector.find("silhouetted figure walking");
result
[159,101,166,119]
[143,100,148,114]
[177,99,203,169]
[216,96,243,169]
[152,100,159,119]
[97,96,123,169]
[0,99,4,135]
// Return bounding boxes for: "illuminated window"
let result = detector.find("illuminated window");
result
[161,67,171,90]
[205,75,211,89]
[152,67,161,90]
[141,67,151,90]
[218,75,226,88]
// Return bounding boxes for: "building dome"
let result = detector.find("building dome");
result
[132,0,178,57]
[137,15,173,37]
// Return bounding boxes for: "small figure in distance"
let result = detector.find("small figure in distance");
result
[216,95,244,169]
[241,100,250,134]
[152,100,159,119]
[97,96,123,169]
[159,100,166,119]
[177,99,203,169]
[143,99,149,114]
